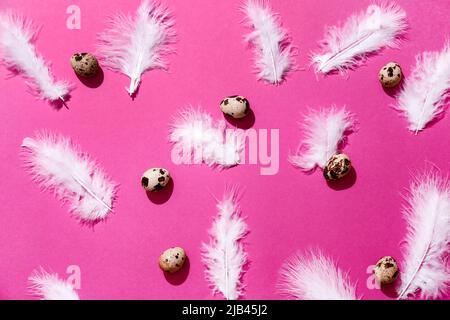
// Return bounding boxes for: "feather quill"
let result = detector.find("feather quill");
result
[202,188,248,300]
[242,0,295,84]
[21,132,117,223]
[0,11,71,103]
[97,0,175,97]
[397,172,450,300]
[278,250,358,300]
[312,3,407,74]
[289,106,355,171]
[169,107,244,168]
[28,268,79,300]
[396,42,450,134]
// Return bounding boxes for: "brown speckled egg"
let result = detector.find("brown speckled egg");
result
[379,62,402,88]
[323,154,352,181]
[70,53,99,78]
[220,95,249,119]
[159,247,186,273]
[374,256,399,285]
[141,168,170,192]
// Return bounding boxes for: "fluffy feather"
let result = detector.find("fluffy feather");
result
[289,106,354,171]
[169,108,244,168]
[312,3,407,74]
[0,11,71,103]
[278,250,358,300]
[97,0,175,97]
[21,132,117,223]
[28,268,79,300]
[202,188,248,300]
[397,172,450,299]
[396,42,450,134]
[242,0,294,84]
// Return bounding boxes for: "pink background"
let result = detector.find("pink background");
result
[0,0,449,300]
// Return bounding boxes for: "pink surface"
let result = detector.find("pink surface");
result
[0,0,449,300]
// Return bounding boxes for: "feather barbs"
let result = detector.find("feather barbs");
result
[242,0,295,84]
[21,132,117,224]
[397,172,450,299]
[28,267,79,300]
[289,106,355,171]
[396,41,450,134]
[278,249,358,300]
[312,3,407,75]
[0,11,72,103]
[202,187,248,300]
[169,107,244,168]
[97,0,175,97]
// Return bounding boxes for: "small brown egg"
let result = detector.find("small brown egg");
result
[220,95,249,119]
[374,256,399,285]
[323,154,352,181]
[70,52,99,78]
[379,62,402,88]
[141,168,170,192]
[159,247,186,273]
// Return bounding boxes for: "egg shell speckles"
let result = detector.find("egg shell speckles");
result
[220,95,249,119]
[379,62,402,88]
[70,52,100,78]
[374,256,399,285]
[141,168,170,192]
[159,247,186,273]
[323,154,352,181]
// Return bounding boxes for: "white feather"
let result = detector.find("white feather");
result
[97,0,175,97]
[28,268,79,300]
[396,42,450,134]
[169,108,244,168]
[242,0,295,84]
[202,188,248,300]
[289,106,354,171]
[21,132,117,223]
[0,11,71,102]
[312,3,407,74]
[397,172,450,300]
[278,250,358,300]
